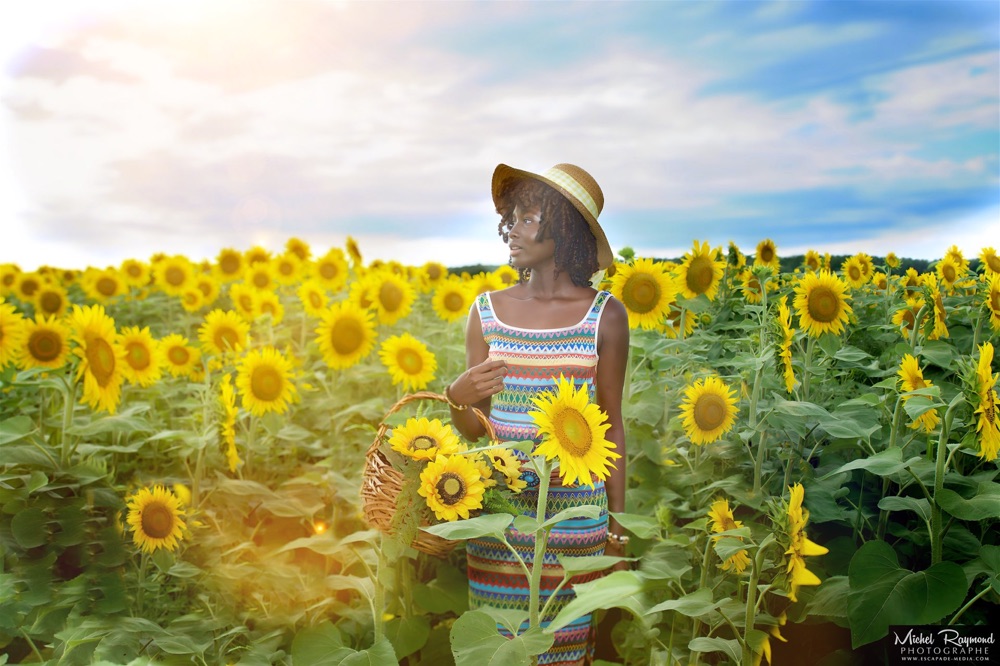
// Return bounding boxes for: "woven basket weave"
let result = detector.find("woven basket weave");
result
[360,391,496,558]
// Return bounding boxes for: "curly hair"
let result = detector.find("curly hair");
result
[495,180,599,287]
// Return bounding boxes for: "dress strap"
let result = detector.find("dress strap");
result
[476,292,496,325]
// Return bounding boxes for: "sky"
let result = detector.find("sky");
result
[1,0,998,271]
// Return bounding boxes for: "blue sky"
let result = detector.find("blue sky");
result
[1,0,997,270]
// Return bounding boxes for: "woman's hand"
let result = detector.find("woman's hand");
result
[448,358,507,407]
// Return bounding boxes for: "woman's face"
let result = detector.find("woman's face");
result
[507,203,555,269]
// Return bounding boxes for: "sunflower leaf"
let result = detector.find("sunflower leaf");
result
[421,513,514,541]
[539,504,602,530]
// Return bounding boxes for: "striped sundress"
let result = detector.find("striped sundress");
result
[466,290,611,665]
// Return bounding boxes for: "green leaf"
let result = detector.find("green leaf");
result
[688,637,741,662]
[637,542,692,581]
[450,610,551,666]
[385,616,429,660]
[422,513,514,541]
[772,398,832,421]
[291,621,350,666]
[0,415,35,445]
[877,496,931,522]
[340,637,398,666]
[609,512,660,539]
[556,554,635,576]
[512,515,539,534]
[646,588,718,617]
[11,507,47,548]
[806,575,849,619]
[546,570,647,633]
[822,448,922,479]
[477,607,529,635]
[919,340,957,370]
[540,504,603,529]
[413,564,468,615]
[936,484,1000,521]
[847,540,968,648]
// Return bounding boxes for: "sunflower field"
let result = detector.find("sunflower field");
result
[0,238,998,665]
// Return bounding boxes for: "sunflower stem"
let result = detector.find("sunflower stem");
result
[528,457,552,632]
[802,335,815,402]
[909,303,929,350]
[930,395,961,565]
[60,373,78,465]
[689,536,714,666]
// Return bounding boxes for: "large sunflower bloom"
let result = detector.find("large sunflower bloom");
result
[15,272,44,302]
[20,316,70,370]
[83,268,126,302]
[469,271,503,297]
[228,283,258,321]
[679,375,740,445]
[0,300,25,367]
[902,267,922,294]
[126,486,187,554]
[529,375,620,488]
[898,354,940,432]
[781,483,828,603]
[244,261,276,293]
[936,256,964,293]
[153,255,195,297]
[315,301,377,370]
[891,298,924,338]
[980,247,1000,277]
[160,334,202,379]
[707,498,750,574]
[432,279,473,323]
[492,264,520,288]
[488,447,527,493]
[314,248,350,292]
[215,248,244,282]
[610,257,675,330]
[198,309,249,357]
[974,342,999,461]
[793,270,853,338]
[119,259,151,288]
[754,239,779,271]
[378,333,437,391]
[70,304,126,414]
[34,284,69,317]
[388,417,462,461]
[272,252,304,286]
[418,454,486,522]
[944,244,968,274]
[739,269,765,304]
[840,256,868,289]
[118,326,164,387]
[420,261,449,290]
[675,241,726,301]
[236,346,297,417]
[983,273,1000,332]
[368,271,416,325]
[777,296,796,394]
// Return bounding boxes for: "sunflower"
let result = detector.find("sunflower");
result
[432,279,472,323]
[779,484,828,603]
[902,267,922,294]
[215,248,245,282]
[82,268,127,302]
[15,272,44,301]
[297,280,329,318]
[315,301,377,370]
[469,271,503,296]
[118,325,164,387]
[944,244,968,274]
[244,262,275,293]
[419,261,448,290]
[236,346,297,416]
[492,264,520,287]
[675,241,726,301]
[855,252,874,280]
[314,248,350,292]
[198,309,249,357]
[793,270,853,338]
[34,283,69,317]
[924,274,949,341]
[0,264,20,297]
[154,255,195,297]
[254,290,284,325]
[777,296,796,394]
[739,269,765,304]
[984,273,1000,332]
[802,250,821,273]
[610,257,675,330]
[126,486,186,554]
[871,272,888,292]
[727,241,746,270]
[897,354,940,433]
[418,454,486,522]
[660,305,698,340]
[285,236,312,262]
[891,297,924,338]
[345,236,363,267]
[840,256,867,289]
[529,375,620,488]
[487,446,527,492]
[179,287,206,313]
[19,316,70,370]
[680,375,740,445]
[228,283,258,321]
[388,417,462,461]
[0,300,26,367]
[119,258,150,288]
[980,247,1000,276]
[707,499,750,574]
[936,256,963,293]
[245,246,271,265]
[273,252,304,286]
[974,342,999,461]
[754,239,779,271]
[195,275,220,308]
[368,271,415,325]
[885,252,900,269]
[70,304,125,414]
[219,373,241,472]
[379,333,437,391]
[160,334,201,379]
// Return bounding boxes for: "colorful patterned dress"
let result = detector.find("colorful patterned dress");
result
[466,290,611,665]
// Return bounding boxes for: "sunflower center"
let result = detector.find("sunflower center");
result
[990,290,1000,312]
[279,262,294,276]
[198,281,213,297]
[436,472,467,505]
[251,365,283,402]
[693,393,727,432]
[86,337,116,386]
[220,254,241,274]
[686,256,714,295]
[760,246,774,263]
[807,285,839,323]
[252,272,270,289]
[943,265,956,282]
[168,346,190,366]
[39,292,63,314]
[848,265,861,281]
[126,264,143,278]
[239,294,254,312]
[260,301,277,316]
[554,408,593,456]
[987,255,1000,273]
[21,279,40,297]
[331,318,364,354]
[901,310,915,330]
[165,266,186,287]
[444,292,464,312]
[29,330,62,362]
[806,256,820,271]
[141,503,175,539]
[622,274,661,314]
[319,261,339,280]
[1,273,15,287]
[379,282,404,312]
[308,292,324,309]
[396,348,423,375]
[410,435,437,451]
[985,393,996,425]
[126,341,151,370]
[215,326,239,352]
[427,265,442,280]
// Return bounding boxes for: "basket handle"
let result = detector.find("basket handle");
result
[370,391,498,454]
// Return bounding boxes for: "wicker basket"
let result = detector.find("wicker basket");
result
[360,391,496,558]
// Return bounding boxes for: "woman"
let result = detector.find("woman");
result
[445,163,629,664]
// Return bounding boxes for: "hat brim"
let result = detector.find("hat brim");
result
[491,164,614,271]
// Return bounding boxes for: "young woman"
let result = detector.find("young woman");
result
[445,163,629,664]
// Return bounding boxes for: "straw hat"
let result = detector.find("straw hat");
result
[491,163,613,270]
